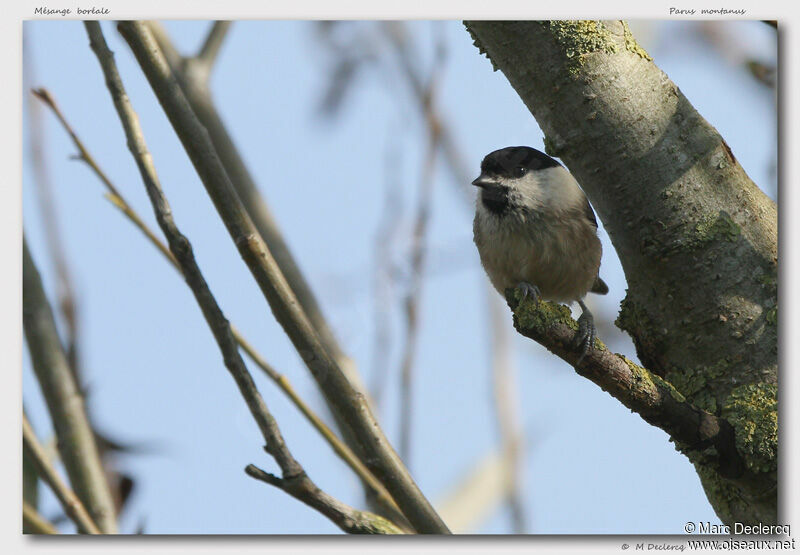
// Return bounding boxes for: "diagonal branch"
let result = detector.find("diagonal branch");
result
[115,20,448,533]
[142,21,406,521]
[31,86,405,526]
[22,414,101,534]
[143,20,361,390]
[83,21,403,535]
[505,289,746,479]
[245,464,402,534]
[23,501,58,535]
[196,21,232,70]
[22,238,117,534]
[25,54,82,378]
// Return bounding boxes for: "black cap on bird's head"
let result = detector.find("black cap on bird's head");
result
[472,146,561,187]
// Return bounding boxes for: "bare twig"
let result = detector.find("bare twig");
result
[83,20,405,535]
[196,21,232,70]
[398,47,443,463]
[245,464,402,534]
[385,22,529,531]
[143,21,362,391]
[23,239,117,533]
[23,501,58,535]
[143,21,409,521]
[506,290,748,480]
[383,22,473,199]
[24,39,82,380]
[116,20,448,533]
[32,84,407,529]
[22,415,101,534]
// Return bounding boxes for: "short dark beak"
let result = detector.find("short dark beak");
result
[472,174,495,188]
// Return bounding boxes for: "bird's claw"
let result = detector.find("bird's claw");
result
[517,282,541,306]
[572,301,597,365]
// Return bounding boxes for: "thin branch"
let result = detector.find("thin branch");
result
[82,21,408,535]
[386,22,529,531]
[23,501,58,535]
[32,85,406,528]
[25,53,82,378]
[398,51,443,464]
[197,21,232,69]
[142,23,407,521]
[22,415,101,534]
[22,238,117,534]
[505,289,747,479]
[116,20,448,533]
[145,23,417,529]
[143,21,363,392]
[383,22,473,200]
[245,464,403,534]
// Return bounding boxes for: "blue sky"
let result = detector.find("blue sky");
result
[22,19,777,534]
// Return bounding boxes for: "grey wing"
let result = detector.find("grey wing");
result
[584,199,608,294]
[584,196,598,229]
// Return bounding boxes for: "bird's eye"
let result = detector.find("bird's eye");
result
[513,166,528,178]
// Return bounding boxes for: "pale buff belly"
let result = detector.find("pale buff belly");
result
[474,214,600,303]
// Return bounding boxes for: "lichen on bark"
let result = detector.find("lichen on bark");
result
[721,383,777,474]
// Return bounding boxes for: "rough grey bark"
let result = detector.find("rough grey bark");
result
[464,20,777,525]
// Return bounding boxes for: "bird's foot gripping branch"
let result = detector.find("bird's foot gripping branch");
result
[504,288,748,480]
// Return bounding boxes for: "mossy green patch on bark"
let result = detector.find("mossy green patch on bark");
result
[620,354,686,403]
[544,20,618,74]
[690,211,741,249]
[507,288,578,335]
[616,296,661,345]
[666,359,731,414]
[721,383,777,474]
[621,21,653,61]
[765,307,777,326]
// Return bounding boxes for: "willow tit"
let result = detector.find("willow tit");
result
[472,146,608,362]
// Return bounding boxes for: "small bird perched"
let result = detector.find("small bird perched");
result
[472,146,608,362]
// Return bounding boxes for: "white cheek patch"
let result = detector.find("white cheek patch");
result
[536,166,585,213]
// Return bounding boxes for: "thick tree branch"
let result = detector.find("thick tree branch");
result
[22,414,101,534]
[506,290,745,476]
[115,20,447,533]
[83,21,405,535]
[465,19,777,525]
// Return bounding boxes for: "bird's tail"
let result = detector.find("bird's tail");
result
[591,276,609,295]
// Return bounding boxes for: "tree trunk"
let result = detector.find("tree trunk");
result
[464,20,777,526]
